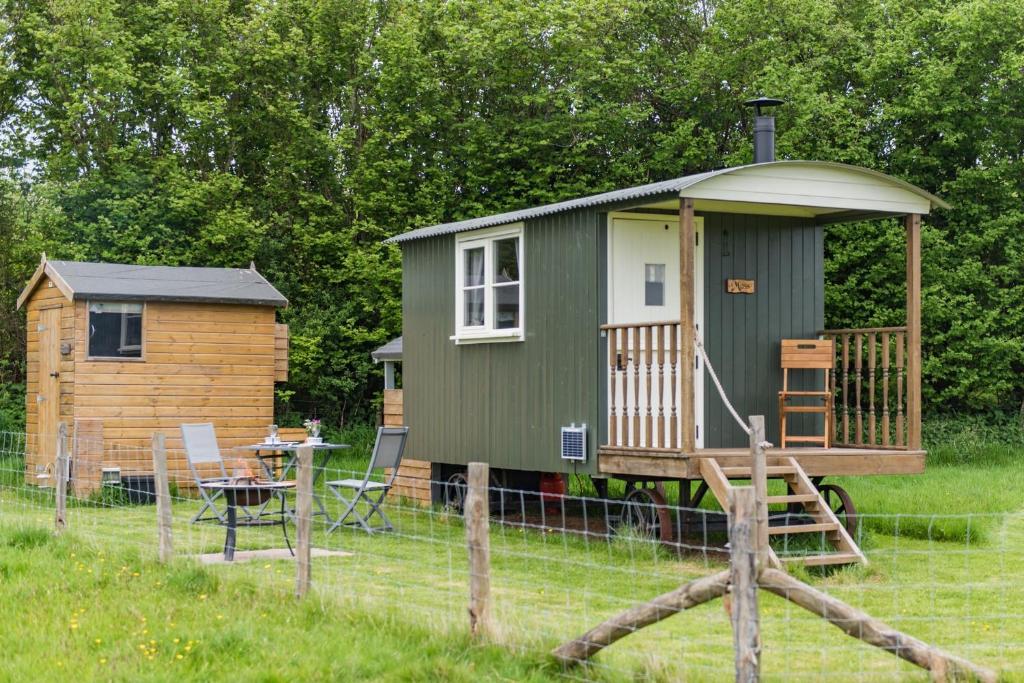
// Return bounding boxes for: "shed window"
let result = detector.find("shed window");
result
[454,225,524,342]
[88,302,143,359]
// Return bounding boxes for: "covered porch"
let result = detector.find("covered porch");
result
[596,161,942,480]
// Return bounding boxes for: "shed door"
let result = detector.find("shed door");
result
[607,215,704,448]
[37,306,62,468]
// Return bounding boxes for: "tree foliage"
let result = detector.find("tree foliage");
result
[0,0,1021,424]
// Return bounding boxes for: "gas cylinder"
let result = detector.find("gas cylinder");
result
[539,472,565,515]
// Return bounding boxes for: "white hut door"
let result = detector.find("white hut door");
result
[37,306,62,467]
[608,215,704,449]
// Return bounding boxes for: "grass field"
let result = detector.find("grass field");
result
[1,419,1022,681]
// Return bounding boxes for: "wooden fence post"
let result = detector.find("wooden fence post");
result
[295,445,313,599]
[729,486,761,682]
[152,432,173,563]
[54,422,67,532]
[465,462,493,638]
[748,415,769,572]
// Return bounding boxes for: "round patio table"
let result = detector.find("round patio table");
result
[240,441,352,522]
[200,480,296,561]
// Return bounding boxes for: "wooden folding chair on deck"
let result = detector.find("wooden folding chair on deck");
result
[778,339,834,448]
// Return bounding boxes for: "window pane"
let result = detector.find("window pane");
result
[645,263,665,306]
[463,287,485,327]
[494,284,520,329]
[464,247,485,287]
[88,302,143,358]
[494,238,519,283]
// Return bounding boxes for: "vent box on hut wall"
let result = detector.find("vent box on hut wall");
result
[17,257,290,490]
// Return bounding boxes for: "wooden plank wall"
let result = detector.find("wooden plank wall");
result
[383,389,431,505]
[72,300,278,482]
[24,277,75,484]
[274,323,289,382]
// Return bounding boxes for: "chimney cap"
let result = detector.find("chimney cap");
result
[743,97,785,117]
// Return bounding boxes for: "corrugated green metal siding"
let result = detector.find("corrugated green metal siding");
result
[402,210,602,474]
[702,214,824,448]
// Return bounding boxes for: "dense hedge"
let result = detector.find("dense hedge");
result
[1,0,1021,425]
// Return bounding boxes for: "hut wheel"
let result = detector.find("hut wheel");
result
[443,472,468,514]
[818,483,858,537]
[619,487,673,549]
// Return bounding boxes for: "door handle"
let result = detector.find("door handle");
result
[49,371,60,378]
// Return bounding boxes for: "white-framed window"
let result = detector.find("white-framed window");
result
[87,301,144,359]
[453,224,524,343]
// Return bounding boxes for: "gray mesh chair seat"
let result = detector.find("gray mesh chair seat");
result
[330,479,388,490]
[325,426,408,534]
[181,422,261,524]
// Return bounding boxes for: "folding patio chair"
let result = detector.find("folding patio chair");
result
[325,426,409,534]
[181,422,251,524]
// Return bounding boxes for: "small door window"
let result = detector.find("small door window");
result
[644,264,665,306]
[88,302,143,359]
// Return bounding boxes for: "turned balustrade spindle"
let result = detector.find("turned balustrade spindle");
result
[620,328,630,446]
[657,326,666,448]
[881,332,891,446]
[667,325,675,448]
[632,326,641,447]
[854,334,863,445]
[867,333,877,445]
[608,329,618,446]
[895,331,905,447]
[644,326,653,445]
[841,334,850,444]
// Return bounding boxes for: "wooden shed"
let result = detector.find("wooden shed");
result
[17,256,288,488]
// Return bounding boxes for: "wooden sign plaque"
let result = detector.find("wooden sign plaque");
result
[726,279,756,294]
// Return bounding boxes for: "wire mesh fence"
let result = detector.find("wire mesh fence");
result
[1,427,1021,680]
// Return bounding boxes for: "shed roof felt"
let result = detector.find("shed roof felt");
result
[371,336,402,362]
[385,160,949,244]
[17,259,288,308]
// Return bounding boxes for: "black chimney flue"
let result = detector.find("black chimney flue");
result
[743,97,785,163]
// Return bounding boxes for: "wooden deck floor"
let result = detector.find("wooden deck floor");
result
[598,446,926,479]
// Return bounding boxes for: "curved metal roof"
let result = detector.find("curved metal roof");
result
[385,161,948,244]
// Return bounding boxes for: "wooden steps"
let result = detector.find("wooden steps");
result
[766,493,818,505]
[782,552,863,567]
[720,465,796,477]
[699,456,866,568]
[769,522,838,535]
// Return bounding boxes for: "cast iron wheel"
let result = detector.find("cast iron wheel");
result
[443,472,468,514]
[818,483,858,537]
[488,473,507,515]
[619,486,674,548]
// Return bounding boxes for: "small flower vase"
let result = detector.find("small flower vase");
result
[303,419,322,444]
[306,423,322,444]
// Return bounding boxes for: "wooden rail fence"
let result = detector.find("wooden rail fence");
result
[602,320,682,450]
[821,327,912,449]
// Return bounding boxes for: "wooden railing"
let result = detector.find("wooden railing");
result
[601,320,682,450]
[821,327,914,449]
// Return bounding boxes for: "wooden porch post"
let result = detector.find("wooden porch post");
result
[905,214,922,450]
[680,197,697,454]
